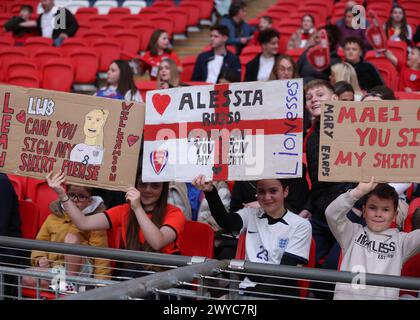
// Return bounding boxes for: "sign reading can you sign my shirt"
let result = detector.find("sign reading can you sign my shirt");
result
[319,100,420,182]
[142,80,304,182]
[0,85,144,191]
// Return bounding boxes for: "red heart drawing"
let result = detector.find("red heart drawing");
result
[152,94,171,115]
[16,110,26,124]
[127,135,140,147]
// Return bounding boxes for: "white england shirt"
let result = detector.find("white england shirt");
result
[237,207,312,265]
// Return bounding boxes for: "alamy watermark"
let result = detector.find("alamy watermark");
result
[53,8,66,30]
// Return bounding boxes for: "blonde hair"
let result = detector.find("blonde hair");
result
[157,59,180,88]
[84,109,109,147]
[331,62,362,95]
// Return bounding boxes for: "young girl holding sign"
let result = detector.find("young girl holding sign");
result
[192,174,312,298]
[46,171,185,277]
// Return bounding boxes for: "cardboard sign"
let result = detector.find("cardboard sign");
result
[0,85,144,191]
[319,101,420,183]
[142,80,304,182]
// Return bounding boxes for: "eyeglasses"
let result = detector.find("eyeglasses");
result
[67,192,89,202]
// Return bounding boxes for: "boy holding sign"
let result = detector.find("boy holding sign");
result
[326,178,420,300]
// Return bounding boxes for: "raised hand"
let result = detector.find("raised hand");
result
[351,177,378,199]
[46,171,67,199]
[192,175,214,192]
[126,187,142,211]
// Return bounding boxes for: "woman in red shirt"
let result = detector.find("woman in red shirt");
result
[139,29,182,80]
[46,171,185,259]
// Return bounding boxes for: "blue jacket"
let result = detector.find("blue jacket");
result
[220,15,254,54]
[191,49,241,83]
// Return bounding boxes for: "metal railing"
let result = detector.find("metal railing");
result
[0,236,419,300]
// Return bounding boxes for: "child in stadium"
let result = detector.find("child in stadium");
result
[326,178,420,299]
[95,60,142,102]
[193,174,312,298]
[22,184,110,292]
[138,29,182,80]
[46,170,185,278]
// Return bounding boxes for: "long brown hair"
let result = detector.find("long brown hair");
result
[385,5,410,44]
[147,29,171,56]
[269,54,298,80]
[157,58,180,88]
[109,60,138,100]
[125,181,170,252]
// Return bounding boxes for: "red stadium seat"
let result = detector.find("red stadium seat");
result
[387,40,408,66]
[404,197,420,233]
[7,174,27,200]
[26,178,61,229]
[67,48,99,84]
[132,22,155,52]
[18,200,39,239]
[8,70,41,88]
[82,29,108,43]
[394,91,420,100]
[108,7,131,16]
[164,8,188,36]
[0,47,28,64]
[30,47,63,65]
[88,14,111,27]
[365,52,399,90]
[181,55,197,82]
[24,37,53,51]
[0,36,14,46]
[40,58,74,92]
[179,221,215,259]
[135,80,156,101]
[150,14,174,39]
[183,0,213,20]
[92,39,121,72]
[178,3,200,27]
[4,57,38,81]
[400,253,420,297]
[101,22,125,35]
[240,45,262,63]
[286,48,305,62]
[151,1,174,9]
[119,15,142,27]
[10,1,38,14]
[75,6,99,17]
[113,30,140,55]
[60,38,88,55]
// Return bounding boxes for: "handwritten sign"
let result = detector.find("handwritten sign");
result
[319,100,420,182]
[0,85,144,191]
[142,80,304,182]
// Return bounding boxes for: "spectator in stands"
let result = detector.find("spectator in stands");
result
[336,7,370,51]
[301,80,356,271]
[414,25,420,44]
[0,174,21,298]
[3,5,37,40]
[361,84,397,101]
[36,0,79,47]
[384,5,413,45]
[333,81,356,101]
[95,60,142,102]
[382,46,420,92]
[330,62,363,100]
[343,37,384,91]
[335,1,358,27]
[22,185,111,292]
[46,170,185,277]
[245,28,280,81]
[248,16,273,46]
[287,14,316,50]
[138,29,182,81]
[297,25,342,84]
[157,59,182,89]
[191,25,241,84]
[326,179,420,300]
[193,174,312,298]
[269,54,299,80]
[219,1,255,55]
